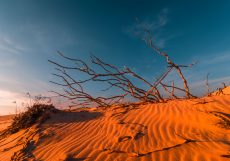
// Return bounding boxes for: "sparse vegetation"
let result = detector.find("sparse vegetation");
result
[2,104,58,135]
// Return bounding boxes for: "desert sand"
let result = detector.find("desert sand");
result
[0,115,14,132]
[0,87,229,161]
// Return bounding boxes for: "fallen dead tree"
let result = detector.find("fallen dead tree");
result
[49,52,165,108]
[49,22,196,108]
[49,52,195,108]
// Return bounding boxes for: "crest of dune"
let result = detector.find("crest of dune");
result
[211,86,230,96]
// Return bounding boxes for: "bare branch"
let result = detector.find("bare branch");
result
[49,53,164,108]
[141,25,195,98]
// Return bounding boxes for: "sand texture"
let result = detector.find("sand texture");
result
[0,88,230,160]
[0,115,14,132]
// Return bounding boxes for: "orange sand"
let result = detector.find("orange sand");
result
[0,115,14,132]
[0,88,229,160]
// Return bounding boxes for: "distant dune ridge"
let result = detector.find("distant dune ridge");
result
[0,87,229,161]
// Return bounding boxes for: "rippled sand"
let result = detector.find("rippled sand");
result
[0,88,230,161]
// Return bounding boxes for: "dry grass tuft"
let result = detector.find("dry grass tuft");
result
[2,104,58,135]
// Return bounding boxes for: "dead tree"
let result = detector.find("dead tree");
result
[49,21,196,108]
[49,52,164,108]
[49,50,196,108]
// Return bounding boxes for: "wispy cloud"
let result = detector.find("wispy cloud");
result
[129,8,169,34]
[0,33,27,69]
[125,8,172,48]
[198,51,230,66]
[0,35,27,55]
[190,76,230,89]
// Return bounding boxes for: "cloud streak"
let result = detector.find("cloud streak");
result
[198,51,230,66]
[0,35,27,55]
[125,8,171,48]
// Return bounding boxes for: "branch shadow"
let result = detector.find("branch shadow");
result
[45,110,103,124]
[65,157,92,161]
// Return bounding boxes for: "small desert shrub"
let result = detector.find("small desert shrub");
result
[7,104,58,134]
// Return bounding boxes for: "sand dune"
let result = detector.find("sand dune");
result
[0,115,14,132]
[0,90,229,160]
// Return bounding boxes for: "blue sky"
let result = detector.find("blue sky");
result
[0,0,230,114]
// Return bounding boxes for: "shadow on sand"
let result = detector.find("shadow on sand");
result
[45,110,103,124]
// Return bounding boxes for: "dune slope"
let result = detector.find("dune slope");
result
[0,92,230,161]
[0,115,14,132]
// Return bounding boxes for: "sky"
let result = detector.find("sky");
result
[0,0,230,115]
